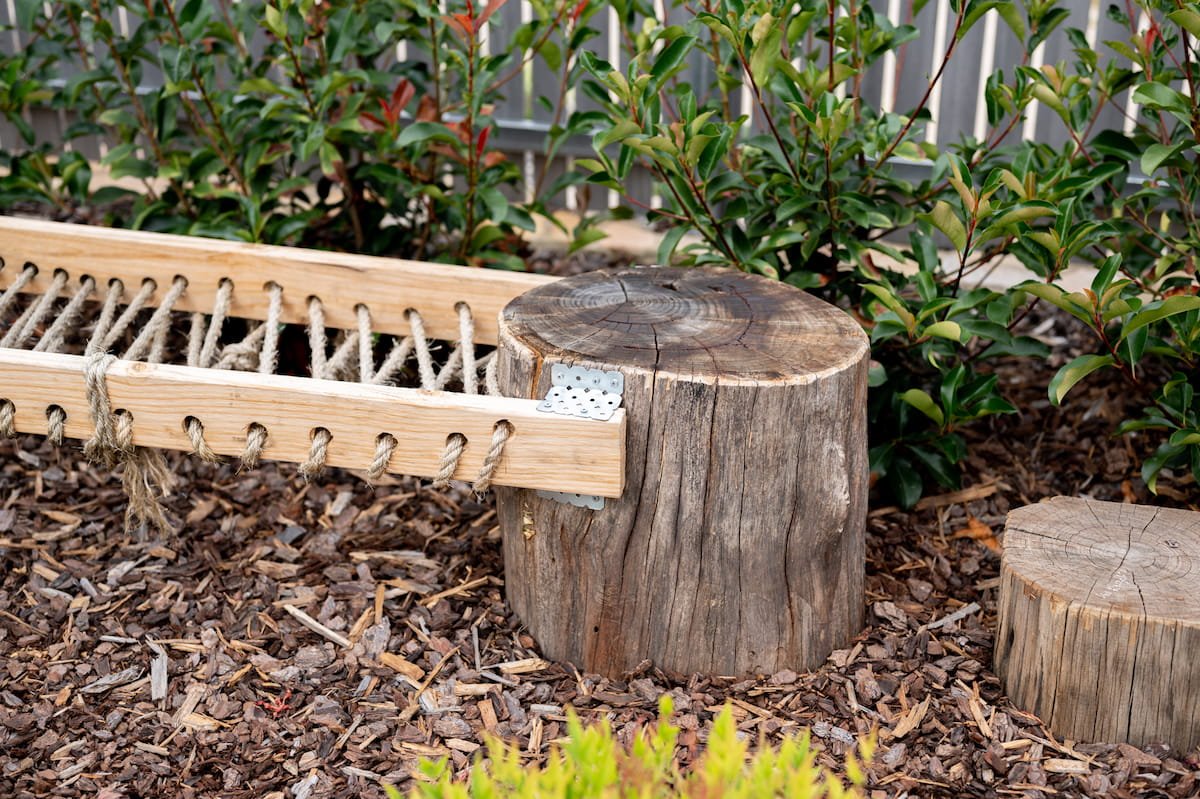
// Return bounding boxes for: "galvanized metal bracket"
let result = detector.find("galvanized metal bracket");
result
[535,364,624,509]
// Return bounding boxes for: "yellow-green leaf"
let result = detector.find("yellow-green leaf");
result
[899,389,945,427]
[925,201,967,251]
[924,320,963,341]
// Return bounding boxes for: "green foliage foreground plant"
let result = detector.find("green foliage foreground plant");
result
[574,0,1200,502]
[386,698,873,799]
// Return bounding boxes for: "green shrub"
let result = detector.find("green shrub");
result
[1006,0,1200,492]
[573,0,1070,504]
[387,698,873,798]
[574,0,1200,501]
[0,0,590,268]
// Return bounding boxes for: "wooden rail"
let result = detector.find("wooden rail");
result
[0,348,626,497]
[0,216,556,344]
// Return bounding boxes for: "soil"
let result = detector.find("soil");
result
[0,278,1197,798]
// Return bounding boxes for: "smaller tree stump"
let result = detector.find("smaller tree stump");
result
[494,266,869,677]
[996,497,1200,752]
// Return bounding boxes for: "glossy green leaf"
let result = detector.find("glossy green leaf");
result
[1117,296,1200,343]
[923,201,967,251]
[899,389,945,427]
[1048,354,1115,405]
[924,320,963,341]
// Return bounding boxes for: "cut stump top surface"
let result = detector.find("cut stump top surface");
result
[500,266,868,382]
[1004,497,1199,624]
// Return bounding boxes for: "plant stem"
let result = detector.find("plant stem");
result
[870,0,965,172]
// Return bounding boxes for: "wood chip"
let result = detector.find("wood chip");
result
[921,602,981,631]
[133,741,170,756]
[419,576,490,608]
[890,695,930,739]
[452,683,495,697]
[494,657,550,675]
[1043,758,1091,775]
[148,640,168,702]
[378,652,424,682]
[180,712,225,731]
[478,698,498,731]
[80,666,143,694]
[283,603,352,648]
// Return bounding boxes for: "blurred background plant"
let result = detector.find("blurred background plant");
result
[0,0,599,268]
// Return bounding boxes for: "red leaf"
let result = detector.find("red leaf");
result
[441,13,470,40]
[475,125,491,158]
[359,112,386,133]
[415,94,439,123]
[477,0,506,27]
[570,0,588,25]
[391,79,416,115]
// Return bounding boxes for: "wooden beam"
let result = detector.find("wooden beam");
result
[0,348,625,497]
[0,216,555,344]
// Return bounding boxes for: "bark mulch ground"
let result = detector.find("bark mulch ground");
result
[0,307,1197,799]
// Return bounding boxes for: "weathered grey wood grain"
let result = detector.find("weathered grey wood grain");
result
[996,497,1200,752]
[495,266,869,676]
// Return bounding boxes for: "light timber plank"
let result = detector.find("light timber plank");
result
[0,348,624,496]
[996,497,1200,752]
[0,216,555,343]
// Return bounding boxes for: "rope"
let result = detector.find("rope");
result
[187,312,204,367]
[35,275,95,353]
[434,347,463,391]
[0,263,513,496]
[472,421,512,494]
[483,351,501,396]
[81,278,175,532]
[367,433,397,481]
[82,350,120,466]
[0,265,38,320]
[89,279,125,349]
[213,322,267,370]
[112,410,173,532]
[2,269,67,349]
[241,423,268,469]
[324,330,359,381]
[458,303,476,395]
[195,278,233,369]
[407,310,437,389]
[431,433,467,489]
[184,417,222,463]
[259,282,283,375]
[357,304,374,383]
[299,427,332,480]
[46,405,65,446]
[372,336,414,385]
[307,296,328,379]
[124,276,187,362]
[0,400,14,438]
[100,278,155,351]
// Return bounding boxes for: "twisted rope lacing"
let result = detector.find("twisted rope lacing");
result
[0,262,514,529]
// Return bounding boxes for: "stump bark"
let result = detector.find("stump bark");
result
[494,266,869,676]
[996,497,1200,752]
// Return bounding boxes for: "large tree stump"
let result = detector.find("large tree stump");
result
[996,497,1200,752]
[494,267,869,676]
